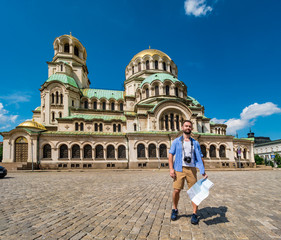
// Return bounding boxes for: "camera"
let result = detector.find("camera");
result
[184,156,191,163]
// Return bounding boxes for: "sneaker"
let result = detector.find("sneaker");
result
[171,209,178,221]
[191,213,199,224]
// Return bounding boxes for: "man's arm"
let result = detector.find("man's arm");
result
[169,153,176,179]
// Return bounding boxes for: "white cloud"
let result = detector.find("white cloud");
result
[184,0,213,17]
[0,102,18,130]
[211,102,281,135]
[0,92,31,105]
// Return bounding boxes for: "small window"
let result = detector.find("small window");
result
[52,112,55,121]
[51,93,55,104]
[99,123,103,132]
[132,66,134,74]
[166,85,170,95]
[80,123,84,131]
[60,94,63,104]
[84,101,88,109]
[155,85,159,96]
[95,123,98,132]
[170,65,173,73]
[134,123,137,131]
[120,103,123,111]
[72,100,74,107]
[138,62,141,71]
[56,92,59,104]
[61,65,63,71]
[118,124,121,132]
[111,102,115,111]
[175,87,178,97]
[64,43,69,53]
[102,102,106,110]
[75,122,79,131]
[146,60,149,70]
[59,112,62,118]
[93,101,97,110]
[146,88,149,98]
[113,124,116,132]
[163,62,166,71]
[74,46,79,57]
[155,60,158,69]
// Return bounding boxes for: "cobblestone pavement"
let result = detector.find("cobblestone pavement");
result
[1,170,281,240]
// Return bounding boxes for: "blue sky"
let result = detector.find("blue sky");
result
[0,0,281,140]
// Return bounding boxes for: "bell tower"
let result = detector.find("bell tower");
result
[47,33,90,89]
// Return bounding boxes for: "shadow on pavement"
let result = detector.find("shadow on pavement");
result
[199,206,229,225]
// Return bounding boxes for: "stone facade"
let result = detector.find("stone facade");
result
[1,34,255,169]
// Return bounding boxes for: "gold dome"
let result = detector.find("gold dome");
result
[131,49,171,61]
[18,119,47,131]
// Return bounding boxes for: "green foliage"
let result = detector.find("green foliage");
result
[0,144,2,161]
[274,153,281,166]
[254,154,264,165]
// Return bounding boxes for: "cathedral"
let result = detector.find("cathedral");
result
[1,34,255,170]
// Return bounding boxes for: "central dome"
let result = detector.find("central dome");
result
[131,49,171,61]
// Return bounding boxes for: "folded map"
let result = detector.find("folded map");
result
[187,178,214,206]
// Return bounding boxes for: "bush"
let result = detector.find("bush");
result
[274,153,281,166]
[254,154,264,165]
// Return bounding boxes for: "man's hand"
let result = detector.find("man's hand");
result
[202,172,208,179]
[170,169,176,179]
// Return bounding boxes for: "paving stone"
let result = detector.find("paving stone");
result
[0,170,281,239]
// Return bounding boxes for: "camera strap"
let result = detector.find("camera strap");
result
[182,137,193,160]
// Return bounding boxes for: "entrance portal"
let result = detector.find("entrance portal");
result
[15,137,28,162]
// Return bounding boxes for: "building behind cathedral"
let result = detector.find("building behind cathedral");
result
[1,34,255,169]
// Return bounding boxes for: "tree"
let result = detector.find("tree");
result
[274,153,281,167]
[254,154,264,165]
[0,144,3,162]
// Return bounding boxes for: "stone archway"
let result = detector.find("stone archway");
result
[15,137,28,162]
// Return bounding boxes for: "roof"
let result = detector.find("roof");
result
[81,88,124,100]
[42,131,125,136]
[46,74,78,88]
[61,114,126,122]
[131,49,171,61]
[140,73,182,87]
[187,96,200,106]
[17,119,47,131]
[255,139,281,147]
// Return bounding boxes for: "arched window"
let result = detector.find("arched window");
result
[243,149,247,159]
[148,144,156,158]
[52,112,55,121]
[165,85,170,95]
[210,145,216,158]
[72,144,80,158]
[170,65,173,73]
[84,145,92,159]
[176,115,180,131]
[120,103,123,111]
[93,101,97,110]
[74,46,79,57]
[95,145,104,159]
[51,93,55,104]
[175,87,179,97]
[102,102,106,110]
[219,145,226,158]
[155,60,158,69]
[95,123,98,132]
[99,123,103,132]
[56,92,59,104]
[59,144,68,158]
[138,62,141,72]
[118,145,126,159]
[159,144,167,158]
[43,144,51,158]
[64,43,69,53]
[59,112,62,118]
[137,144,145,158]
[80,123,84,131]
[111,102,115,111]
[107,145,115,159]
[146,60,149,70]
[75,122,79,131]
[155,85,159,96]
[61,64,63,71]
[170,113,174,131]
[118,124,121,132]
[218,128,221,134]
[163,62,166,71]
[113,124,116,132]
[134,123,137,131]
[60,94,63,104]
[84,101,88,109]
[200,145,207,158]
[146,88,149,98]
[165,115,169,130]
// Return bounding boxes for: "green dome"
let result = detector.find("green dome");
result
[46,74,78,88]
[140,73,183,87]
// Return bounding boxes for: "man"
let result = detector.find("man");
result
[168,120,207,224]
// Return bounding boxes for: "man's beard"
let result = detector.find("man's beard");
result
[183,130,191,135]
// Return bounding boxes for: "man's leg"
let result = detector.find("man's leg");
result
[173,189,181,209]
[192,201,198,214]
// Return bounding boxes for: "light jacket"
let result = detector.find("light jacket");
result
[169,135,205,175]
